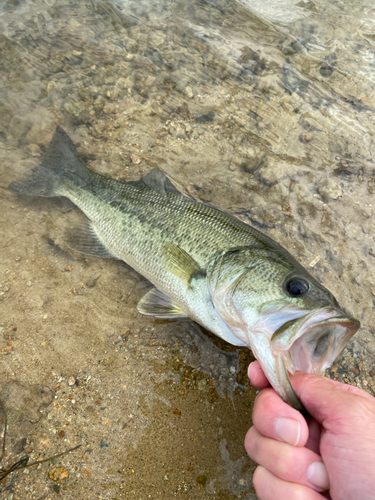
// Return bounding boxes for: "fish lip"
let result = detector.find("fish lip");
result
[271,307,360,375]
[272,308,359,347]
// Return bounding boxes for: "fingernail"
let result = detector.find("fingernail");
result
[306,461,330,490]
[248,362,255,380]
[275,417,301,446]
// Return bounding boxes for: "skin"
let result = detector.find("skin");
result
[245,361,375,500]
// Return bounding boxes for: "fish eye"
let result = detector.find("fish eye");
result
[285,278,309,297]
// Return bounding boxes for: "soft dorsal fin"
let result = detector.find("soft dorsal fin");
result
[131,168,183,195]
[137,288,187,318]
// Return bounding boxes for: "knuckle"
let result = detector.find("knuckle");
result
[252,466,268,498]
[275,446,295,476]
[244,426,259,457]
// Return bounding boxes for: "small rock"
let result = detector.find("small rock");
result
[317,178,342,201]
[26,144,42,157]
[175,126,186,139]
[12,437,27,455]
[47,81,55,93]
[86,275,100,288]
[196,475,207,486]
[196,112,215,123]
[309,255,321,267]
[149,31,166,46]
[48,467,69,482]
[197,379,207,391]
[103,103,118,114]
[299,132,313,142]
[38,436,50,450]
[68,376,76,386]
[131,153,141,165]
[185,86,194,99]
[93,95,106,109]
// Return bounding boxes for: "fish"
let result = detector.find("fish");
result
[9,127,360,410]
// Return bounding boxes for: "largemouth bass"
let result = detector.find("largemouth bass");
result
[9,127,360,410]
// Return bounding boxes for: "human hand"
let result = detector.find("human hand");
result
[244,361,375,500]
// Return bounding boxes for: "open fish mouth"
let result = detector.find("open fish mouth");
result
[271,308,360,377]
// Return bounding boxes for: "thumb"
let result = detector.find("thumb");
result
[290,371,374,427]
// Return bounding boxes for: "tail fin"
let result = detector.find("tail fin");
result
[8,127,89,197]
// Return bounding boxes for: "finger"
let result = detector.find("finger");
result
[245,427,329,491]
[253,466,329,500]
[248,361,270,389]
[252,387,309,447]
[290,371,375,429]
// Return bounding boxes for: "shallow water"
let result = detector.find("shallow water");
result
[0,0,374,498]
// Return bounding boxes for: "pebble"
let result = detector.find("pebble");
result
[68,376,76,386]
[83,468,91,477]
[185,86,194,98]
[149,31,166,46]
[103,103,118,114]
[131,153,141,165]
[309,255,321,267]
[197,379,207,391]
[48,467,69,482]
[47,81,55,93]
[86,276,100,288]
[196,475,207,486]
[26,144,42,156]
[317,178,342,201]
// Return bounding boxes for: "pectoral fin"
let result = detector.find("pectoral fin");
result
[162,242,206,286]
[137,288,188,319]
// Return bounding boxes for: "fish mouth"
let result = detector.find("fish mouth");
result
[271,308,360,376]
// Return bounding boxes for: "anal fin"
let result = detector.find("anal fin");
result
[137,288,188,319]
[65,217,115,259]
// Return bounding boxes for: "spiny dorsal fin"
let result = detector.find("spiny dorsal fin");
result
[137,288,187,318]
[131,168,183,195]
[162,242,206,286]
[65,217,115,259]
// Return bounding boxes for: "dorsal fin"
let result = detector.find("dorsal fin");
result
[131,168,183,195]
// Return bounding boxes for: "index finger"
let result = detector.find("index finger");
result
[251,387,310,447]
[248,361,270,389]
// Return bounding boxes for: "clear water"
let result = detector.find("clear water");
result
[0,0,374,498]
